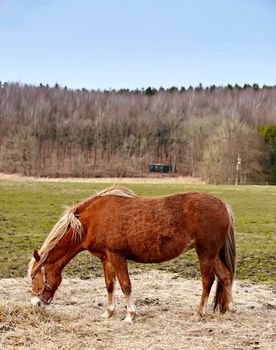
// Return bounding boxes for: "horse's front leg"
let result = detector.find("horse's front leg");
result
[101,258,117,318]
[106,252,136,323]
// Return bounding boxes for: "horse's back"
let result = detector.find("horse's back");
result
[87,192,230,263]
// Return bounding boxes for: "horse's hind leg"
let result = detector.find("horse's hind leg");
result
[197,255,215,316]
[213,256,234,313]
[101,258,117,318]
[106,252,136,323]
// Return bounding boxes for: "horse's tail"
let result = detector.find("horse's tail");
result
[213,204,236,312]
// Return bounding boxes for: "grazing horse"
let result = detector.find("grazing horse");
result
[28,187,236,323]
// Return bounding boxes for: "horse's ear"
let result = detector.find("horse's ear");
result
[33,249,40,262]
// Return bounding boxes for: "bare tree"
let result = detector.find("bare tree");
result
[201,118,266,183]
[0,82,275,181]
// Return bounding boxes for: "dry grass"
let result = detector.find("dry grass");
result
[0,271,275,350]
[0,173,205,184]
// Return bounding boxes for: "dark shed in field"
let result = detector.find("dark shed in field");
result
[148,164,173,173]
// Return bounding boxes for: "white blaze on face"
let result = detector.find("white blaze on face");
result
[31,296,46,308]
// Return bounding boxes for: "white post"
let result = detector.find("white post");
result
[235,153,241,185]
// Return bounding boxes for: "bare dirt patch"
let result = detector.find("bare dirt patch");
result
[0,173,205,184]
[0,271,275,350]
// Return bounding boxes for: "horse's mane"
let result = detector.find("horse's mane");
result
[28,206,84,276]
[96,187,136,198]
[28,187,136,276]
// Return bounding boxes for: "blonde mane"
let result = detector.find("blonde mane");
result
[28,206,84,276]
[28,187,136,277]
[96,187,137,198]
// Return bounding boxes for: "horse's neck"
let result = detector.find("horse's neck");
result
[47,229,83,270]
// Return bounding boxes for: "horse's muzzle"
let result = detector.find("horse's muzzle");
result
[31,296,47,308]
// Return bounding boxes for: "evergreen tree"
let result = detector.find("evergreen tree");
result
[257,125,276,183]
[210,85,216,92]
[195,82,203,91]
[167,86,178,93]
[145,87,157,96]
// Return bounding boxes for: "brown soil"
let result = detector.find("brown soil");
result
[0,271,275,350]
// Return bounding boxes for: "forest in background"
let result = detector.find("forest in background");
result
[0,82,276,183]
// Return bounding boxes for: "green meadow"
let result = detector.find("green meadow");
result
[0,180,275,285]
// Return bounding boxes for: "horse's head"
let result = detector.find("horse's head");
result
[30,249,62,307]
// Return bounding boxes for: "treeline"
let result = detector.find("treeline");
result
[0,82,276,183]
[23,81,276,95]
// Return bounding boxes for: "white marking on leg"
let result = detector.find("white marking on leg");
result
[101,282,117,318]
[203,297,208,315]
[197,295,209,316]
[123,293,136,324]
[226,286,234,312]
[228,301,234,311]
[228,291,235,312]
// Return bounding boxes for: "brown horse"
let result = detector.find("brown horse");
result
[28,187,236,323]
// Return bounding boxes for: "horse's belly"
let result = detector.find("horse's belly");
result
[127,230,192,263]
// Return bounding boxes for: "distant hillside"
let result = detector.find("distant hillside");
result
[0,82,275,183]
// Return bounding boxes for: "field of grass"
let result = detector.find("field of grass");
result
[0,179,275,285]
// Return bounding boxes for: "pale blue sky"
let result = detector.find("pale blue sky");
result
[0,0,275,89]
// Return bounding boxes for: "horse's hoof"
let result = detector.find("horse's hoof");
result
[191,311,205,321]
[228,302,236,313]
[123,315,134,324]
[195,309,205,318]
[101,310,113,319]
